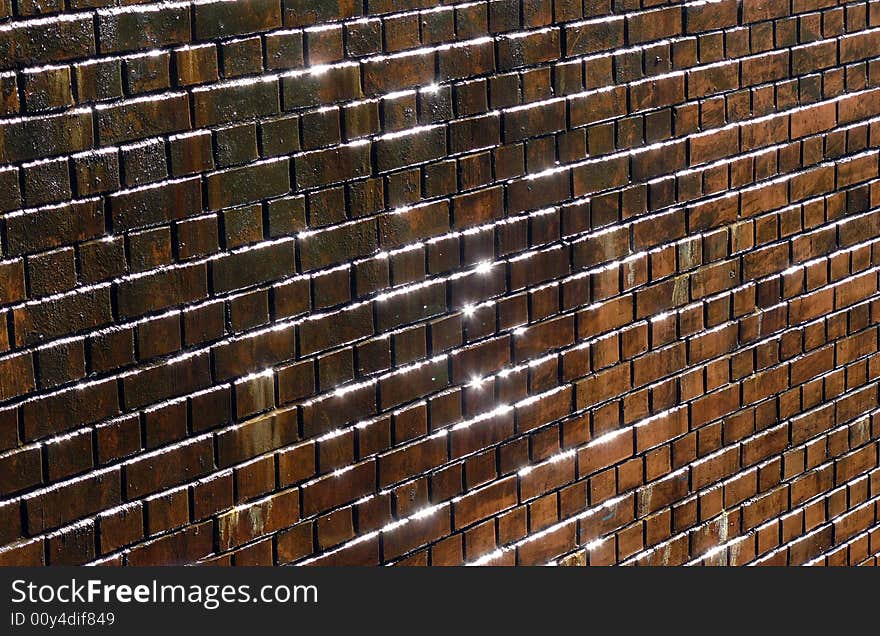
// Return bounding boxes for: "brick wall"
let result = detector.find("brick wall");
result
[0,0,879,567]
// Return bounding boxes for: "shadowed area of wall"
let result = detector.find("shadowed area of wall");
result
[0,0,879,566]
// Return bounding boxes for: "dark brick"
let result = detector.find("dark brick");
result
[195,0,281,39]
[0,110,93,163]
[212,238,295,292]
[7,199,103,256]
[13,286,113,347]
[108,177,202,232]
[116,263,208,319]
[25,468,121,533]
[126,521,212,565]
[0,13,94,69]
[281,63,361,110]
[362,51,434,95]
[212,324,295,381]
[295,141,371,190]
[566,16,624,56]
[206,158,290,210]
[97,4,190,54]
[122,351,212,409]
[299,218,377,271]
[283,0,361,27]
[376,280,447,331]
[20,380,116,443]
[300,302,374,356]
[378,201,450,249]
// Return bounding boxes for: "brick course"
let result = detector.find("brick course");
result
[0,0,879,567]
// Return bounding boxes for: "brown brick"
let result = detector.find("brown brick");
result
[116,263,208,319]
[454,477,517,530]
[97,4,190,54]
[0,13,94,69]
[0,0,875,569]
[218,489,299,550]
[301,460,375,516]
[282,63,361,109]
[13,286,113,347]
[375,125,447,173]
[25,468,121,533]
[0,110,93,163]
[126,521,213,566]
[125,436,213,499]
[194,0,281,40]
[295,141,371,190]
[96,93,190,145]
[566,17,624,56]
[122,351,211,409]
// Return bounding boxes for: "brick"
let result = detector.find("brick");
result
[13,286,113,347]
[206,158,290,210]
[295,142,371,190]
[283,0,360,27]
[218,489,299,550]
[212,324,295,381]
[0,13,95,69]
[300,303,374,356]
[688,60,739,99]
[569,86,627,127]
[22,65,73,112]
[122,351,211,410]
[0,0,874,569]
[742,0,789,23]
[117,263,208,319]
[212,238,296,293]
[97,4,190,54]
[572,155,629,196]
[504,98,566,142]
[497,28,560,70]
[454,477,517,530]
[302,460,375,516]
[175,44,219,86]
[125,436,213,499]
[363,50,434,95]
[195,0,281,40]
[839,89,880,125]
[627,6,681,44]
[299,218,377,271]
[507,168,571,213]
[376,281,447,331]
[192,77,280,127]
[109,177,202,232]
[0,110,93,163]
[25,467,121,533]
[96,93,190,145]
[126,522,212,566]
[375,125,447,173]
[449,113,501,154]
[438,39,495,81]
[378,201,450,250]
[686,0,738,33]
[301,384,375,438]
[380,434,447,487]
[0,444,41,495]
[565,17,624,56]
[282,63,361,110]
[379,358,449,409]
[384,506,451,561]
